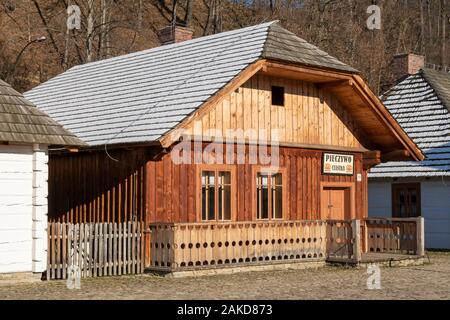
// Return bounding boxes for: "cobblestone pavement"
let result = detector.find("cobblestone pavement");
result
[1,253,449,300]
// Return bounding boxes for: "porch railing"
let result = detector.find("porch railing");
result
[147,217,425,272]
[361,217,424,256]
[148,221,328,272]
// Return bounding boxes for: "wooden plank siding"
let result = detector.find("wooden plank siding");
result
[48,146,368,225]
[48,148,147,223]
[184,74,367,149]
[47,75,371,225]
[145,145,368,225]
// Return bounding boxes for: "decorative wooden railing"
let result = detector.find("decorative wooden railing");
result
[148,221,328,272]
[325,220,357,262]
[148,217,425,272]
[361,217,424,256]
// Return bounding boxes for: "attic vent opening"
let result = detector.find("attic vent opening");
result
[271,86,285,106]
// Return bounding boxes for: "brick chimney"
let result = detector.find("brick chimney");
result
[393,53,425,81]
[157,25,194,45]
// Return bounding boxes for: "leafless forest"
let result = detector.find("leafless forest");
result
[0,0,449,94]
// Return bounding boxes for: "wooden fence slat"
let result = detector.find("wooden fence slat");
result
[113,223,117,276]
[108,222,113,276]
[89,223,93,277]
[137,222,141,274]
[131,221,136,274]
[56,223,61,279]
[127,222,132,274]
[98,223,103,277]
[104,223,108,276]
[79,224,84,277]
[47,221,144,280]
[84,224,89,277]
[68,224,73,279]
[62,223,66,279]
[50,222,55,280]
[94,223,99,277]
[118,222,122,276]
[47,222,51,280]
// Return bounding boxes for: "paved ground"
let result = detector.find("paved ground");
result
[1,252,449,300]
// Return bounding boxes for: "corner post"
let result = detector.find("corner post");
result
[352,219,362,263]
[416,217,425,256]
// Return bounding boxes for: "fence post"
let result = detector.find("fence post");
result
[352,220,362,263]
[416,217,425,256]
[144,224,152,269]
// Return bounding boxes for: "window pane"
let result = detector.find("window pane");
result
[273,185,283,219]
[208,186,215,220]
[202,186,207,220]
[256,174,268,219]
[201,171,215,221]
[261,186,269,219]
[219,171,231,185]
[272,86,285,106]
[218,172,232,220]
[399,190,406,218]
[410,189,418,217]
[273,173,282,186]
[222,186,231,220]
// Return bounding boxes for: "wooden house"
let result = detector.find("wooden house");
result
[369,54,450,249]
[0,79,84,275]
[24,22,424,275]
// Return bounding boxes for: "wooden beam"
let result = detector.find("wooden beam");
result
[318,79,354,90]
[262,61,352,83]
[182,135,369,153]
[363,150,381,170]
[351,75,424,161]
[381,149,411,162]
[65,147,79,153]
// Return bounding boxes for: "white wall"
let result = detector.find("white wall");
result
[421,180,450,250]
[0,144,48,274]
[369,179,450,250]
[368,181,392,219]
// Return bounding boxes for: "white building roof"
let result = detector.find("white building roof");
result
[24,21,357,147]
[370,68,450,178]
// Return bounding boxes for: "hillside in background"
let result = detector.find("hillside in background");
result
[0,0,449,94]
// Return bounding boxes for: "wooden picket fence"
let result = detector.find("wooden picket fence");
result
[47,221,144,280]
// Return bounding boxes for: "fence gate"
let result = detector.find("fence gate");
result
[47,222,144,280]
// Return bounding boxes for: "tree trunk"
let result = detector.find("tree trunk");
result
[185,0,193,27]
[172,0,178,25]
[440,0,447,66]
[87,0,94,63]
[137,0,143,31]
[419,0,425,55]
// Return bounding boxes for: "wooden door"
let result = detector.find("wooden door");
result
[321,187,351,220]
[392,183,421,218]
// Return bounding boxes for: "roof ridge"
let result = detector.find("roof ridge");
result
[262,22,358,73]
[420,68,450,113]
[69,21,277,71]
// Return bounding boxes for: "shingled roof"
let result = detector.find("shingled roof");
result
[24,21,358,147]
[0,79,85,146]
[370,68,450,178]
